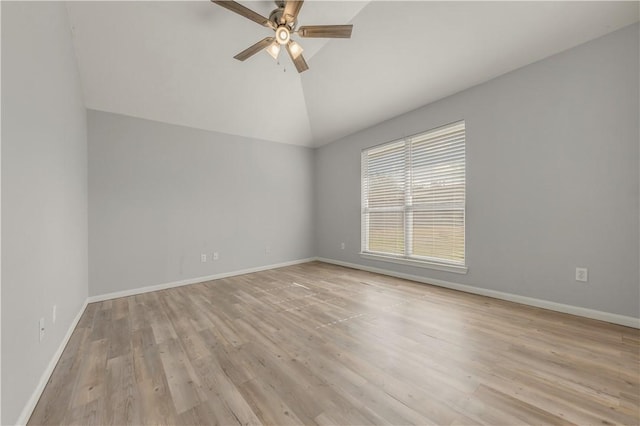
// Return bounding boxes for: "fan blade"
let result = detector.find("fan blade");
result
[234,37,275,61]
[298,25,353,38]
[281,0,304,24]
[286,42,309,73]
[211,1,275,29]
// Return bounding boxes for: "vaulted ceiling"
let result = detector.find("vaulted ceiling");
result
[66,1,639,147]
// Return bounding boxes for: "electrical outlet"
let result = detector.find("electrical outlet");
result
[576,267,588,282]
[340,242,345,250]
[265,245,271,254]
[213,252,219,261]
[39,318,45,342]
[201,253,207,263]
[52,305,57,324]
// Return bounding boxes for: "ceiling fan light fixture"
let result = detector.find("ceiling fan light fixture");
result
[288,40,303,59]
[212,1,354,73]
[266,41,281,60]
[275,26,290,45]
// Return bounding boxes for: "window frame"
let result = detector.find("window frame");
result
[360,121,468,274]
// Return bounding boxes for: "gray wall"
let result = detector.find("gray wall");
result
[88,111,315,297]
[315,24,639,318]
[1,2,89,424]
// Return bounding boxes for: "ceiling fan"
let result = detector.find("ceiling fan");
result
[211,0,353,73]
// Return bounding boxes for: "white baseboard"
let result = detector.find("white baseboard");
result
[317,257,640,329]
[87,257,317,303]
[16,298,89,426]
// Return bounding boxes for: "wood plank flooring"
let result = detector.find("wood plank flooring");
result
[29,261,640,425]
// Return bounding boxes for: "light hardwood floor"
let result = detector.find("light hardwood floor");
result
[29,261,639,425]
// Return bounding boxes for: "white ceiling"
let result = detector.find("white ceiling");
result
[66,1,639,147]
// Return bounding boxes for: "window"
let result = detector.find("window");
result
[361,121,466,272]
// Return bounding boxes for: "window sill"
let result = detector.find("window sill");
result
[359,252,468,274]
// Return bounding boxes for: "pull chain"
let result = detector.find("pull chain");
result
[277,59,286,73]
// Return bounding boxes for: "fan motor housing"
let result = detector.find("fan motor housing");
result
[269,4,295,29]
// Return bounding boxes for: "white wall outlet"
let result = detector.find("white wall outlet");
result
[576,267,588,282]
[39,318,45,342]
[340,242,345,250]
[201,253,207,263]
[265,245,271,254]
[213,252,219,261]
[52,305,57,324]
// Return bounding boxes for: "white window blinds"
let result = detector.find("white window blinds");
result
[361,121,466,267]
